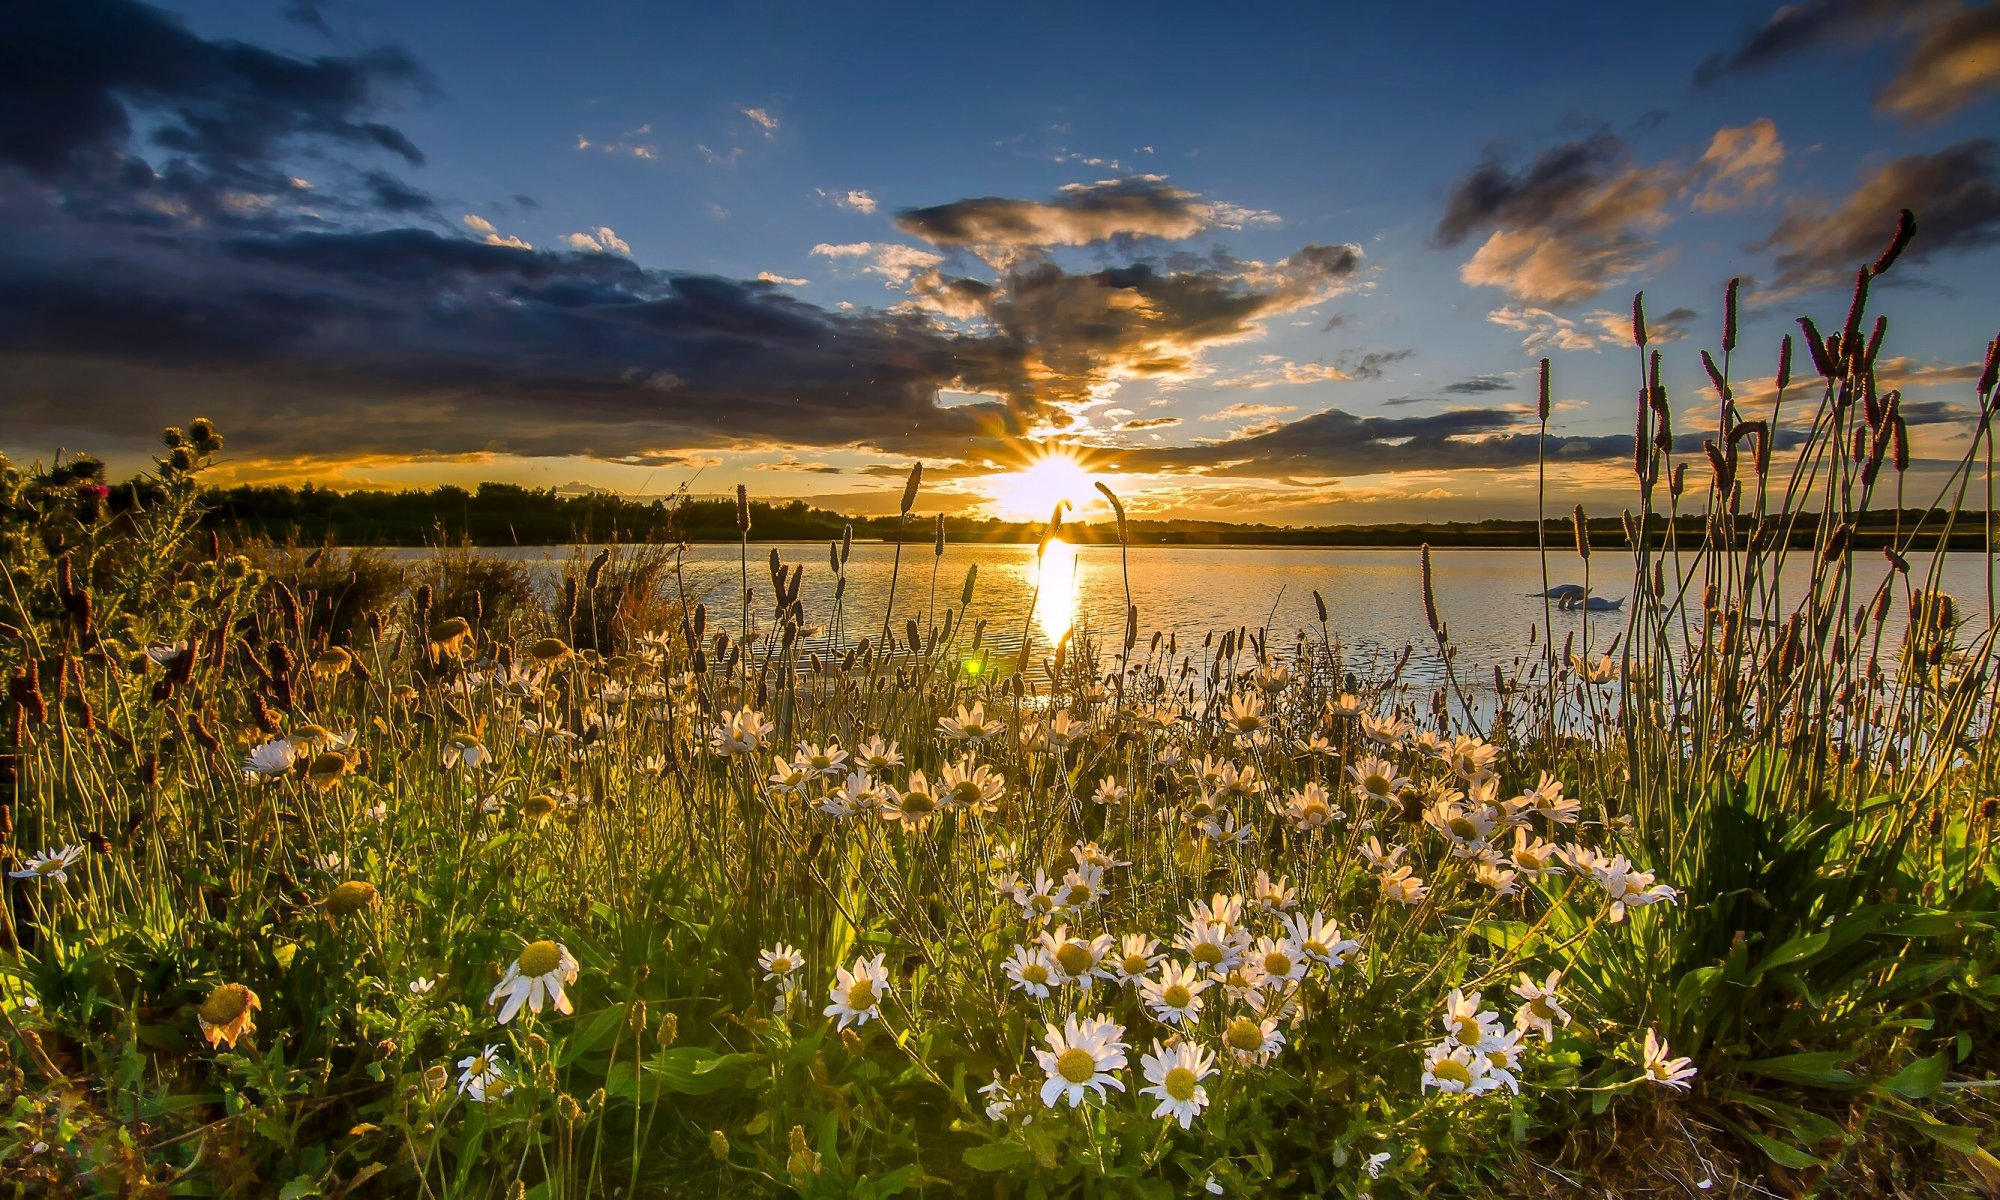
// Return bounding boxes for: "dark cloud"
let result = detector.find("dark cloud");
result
[1756,139,2000,295]
[1433,134,1626,248]
[1696,1,1995,122]
[894,176,1277,260]
[283,0,333,35]
[1336,348,1417,380]
[1118,416,1183,430]
[361,169,433,214]
[1440,374,1515,394]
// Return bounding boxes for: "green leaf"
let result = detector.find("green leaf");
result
[642,1047,757,1095]
[1734,1051,1859,1088]
[1751,930,1829,978]
[277,1178,321,1200]
[963,1142,1036,1172]
[556,1004,627,1066]
[1880,1054,1947,1100]
[1739,1129,1822,1170]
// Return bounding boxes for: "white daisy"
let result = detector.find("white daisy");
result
[1280,911,1362,971]
[824,953,890,1030]
[8,844,87,883]
[1138,960,1210,1026]
[487,940,580,1024]
[1034,1015,1128,1107]
[1139,1038,1217,1128]
[1439,988,1503,1051]
[1511,970,1570,1041]
[1003,944,1061,998]
[1220,1012,1285,1065]
[457,1044,512,1102]
[1421,1042,1500,1095]
[241,737,299,782]
[1639,1029,1697,1090]
[758,943,804,983]
[1109,933,1165,984]
[1038,926,1114,990]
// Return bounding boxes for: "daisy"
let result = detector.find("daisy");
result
[1037,709,1086,751]
[1071,840,1129,871]
[824,953,890,1030]
[1293,733,1339,760]
[1034,1015,1128,1108]
[441,737,491,770]
[1220,1012,1285,1065]
[979,1072,1027,1122]
[1197,809,1253,846]
[1481,1026,1526,1093]
[880,771,942,830]
[8,844,86,884]
[1328,692,1365,719]
[1515,771,1579,825]
[1443,735,1500,783]
[457,1044,512,1102]
[1003,945,1062,998]
[853,735,903,774]
[1218,961,1270,1005]
[1421,1042,1501,1095]
[1508,828,1566,881]
[408,977,438,995]
[937,702,1004,743]
[1249,935,1308,986]
[1252,662,1293,693]
[1223,692,1267,742]
[1571,653,1618,685]
[1429,794,1501,857]
[1176,919,1248,977]
[144,640,189,666]
[1640,1029,1697,1089]
[766,756,813,796]
[1511,970,1570,1041]
[1474,861,1519,895]
[1212,761,1267,800]
[1054,864,1105,911]
[487,940,580,1024]
[1359,713,1411,745]
[1280,911,1362,971]
[197,982,261,1049]
[1273,782,1343,832]
[1109,934,1165,984]
[1038,926,1115,990]
[241,737,299,782]
[820,770,883,819]
[1439,988,1503,1051]
[1011,869,1063,921]
[1251,870,1296,913]
[1092,777,1128,806]
[1359,836,1405,871]
[759,943,804,983]
[1140,1038,1217,1128]
[1379,865,1429,906]
[1347,755,1411,806]
[938,757,1004,813]
[1139,961,1210,1026]
[794,742,849,778]
[708,708,774,757]
[1589,855,1679,923]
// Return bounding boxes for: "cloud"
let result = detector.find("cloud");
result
[1690,119,1785,212]
[1487,304,1695,354]
[1118,416,1183,430]
[463,213,531,249]
[1696,1,1996,123]
[894,176,1275,262]
[564,226,631,255]
[756,271,808,286]
[741,107,779,135]
[1756,139,2000,296]
[823,188,877,214]
[1211,360,1351,389]
[1337,348,1417,380]
[697,144,741,165]
[1440,374,1514,394]
[753,455,841,474]
[1205,403,1296,421]
[810,241,944,287]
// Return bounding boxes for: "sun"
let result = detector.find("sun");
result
[985,452,1103,523]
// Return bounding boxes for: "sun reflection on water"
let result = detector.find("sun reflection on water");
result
[1032,535,1082,645]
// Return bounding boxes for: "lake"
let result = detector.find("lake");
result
[387,542,1999,694]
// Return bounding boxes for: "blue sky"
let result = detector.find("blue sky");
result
[3,0,1997,521]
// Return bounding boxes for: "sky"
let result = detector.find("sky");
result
[2,0,1998,523]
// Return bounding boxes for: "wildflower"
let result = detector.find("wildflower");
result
[1443,735,1500,783]
[312,647,352,678]
[766,756,813,795]
[1347,756,1411,806]
[1481,1026,1526,1093]
[1198,808,1253,846]
[1003,945,1062,998]
[1517,772,1580,825]
[880,771,942,830]
[708,708,774,757]
[1639,1029,1697,1089]
[794,742,849,779]
[1379,865,1429,906]
[1251,870,1296,913]
[853,735,903,774]
[1293,732,1338,759]
[197,982,260,1049]
[1329,692,1365,719]
[9,844,86,883]
[1571,653,1618,684]
[1249,935,1308,986]
[457,1044,512,1102]
[1034,1015,1128,1107]
[408,977,437,995]
[1365,1151,1392,1179]
[1281,911,1362,971]
[759,943,804,983]
[1212,760,1267,800]
[324,880,380,918]
[1036,708,1086,751]
[1071,840,1129,871]
[1109,934,1165,984]
[1140,1038,1217,1128]
[1011,869,1062,921]
[1177,920,1247,978]
[1508,828,1566,881]
[1038,926,1114,990]
[937,701,1004,743]
[1589,855,1679,923]
[1359,713,1411,745]
[144,640,189,666]
[1220,1012,1285,1065]
[1055,863,1105,910]
[1223,692,1267,742]
[241,737,299,782]
[1252,662,1293,693]
[488,940,580,1024]
[304,751,354,791]
[824,953,890,1030]
[1430,794,1502,858]
[441,736,491,770]
[1421,1042,1500,1095]
[820,770,883,819]
[1359,836,1405,871]
[1190,891,1246,931]
[1139,960,1210,1026]
[1093,776,1128,806]
[938,757,1005,813]
[1511,971,1570,1041]
[1440,989,1503,1051]
[978,1071,1027,1122]
[1475,861,1519,895]
[1274,782,1343,831]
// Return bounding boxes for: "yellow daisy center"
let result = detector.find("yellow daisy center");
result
[1121,955,1149,976]
[901,792,935,814]
[1224,1018,1263,1052]
[325,881,378,916]
[1055,944,1093,977]
[1060,885,1092,906]
[1448,816,1481,840]
[1528,996,1556,1020]
[1432,1057,1472,1085]
[1263,952,1293,977]
[1163,1066,1199,1102]
[1453,1014,1485,1043]
[1190,942,1225,968]
[518,940,563,977]
[1364,773,1391,794]
[1056,1047,1098,1084]
[1020,962,1049,985]
[200,983,254,1025]
[522,795,557,819]
[845,979,877,1011]
[1162,983,1193,1009]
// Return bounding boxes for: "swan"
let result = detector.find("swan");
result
[1557,594,1625,612]
[1529,583,1590,601]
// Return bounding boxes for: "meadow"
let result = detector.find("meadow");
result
[3,221,1999,1197]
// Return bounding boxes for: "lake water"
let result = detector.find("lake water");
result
[389,542,1999,694]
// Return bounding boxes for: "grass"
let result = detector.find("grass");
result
[2,221,1998,1198]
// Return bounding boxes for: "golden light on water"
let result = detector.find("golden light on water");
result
[1032,534,1082,644]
